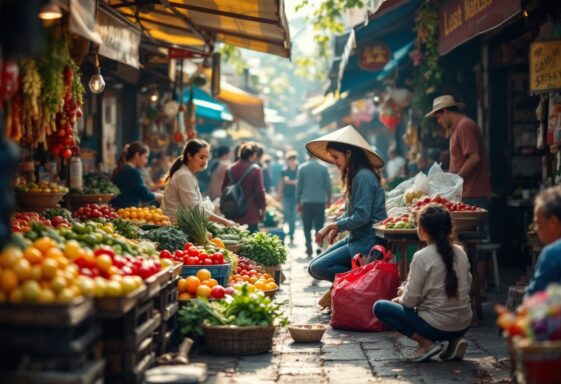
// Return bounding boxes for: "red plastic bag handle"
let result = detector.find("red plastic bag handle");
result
[352,245,393,269]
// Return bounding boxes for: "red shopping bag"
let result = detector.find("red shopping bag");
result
[331,245,400,331]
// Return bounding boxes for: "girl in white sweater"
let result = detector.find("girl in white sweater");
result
[373,204,472,362]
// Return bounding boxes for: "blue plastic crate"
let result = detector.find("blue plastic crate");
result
[180,264,231,286]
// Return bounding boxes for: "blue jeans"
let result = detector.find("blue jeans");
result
[283,197,297,240]
[373,300,468,341]
[308,239,351,282]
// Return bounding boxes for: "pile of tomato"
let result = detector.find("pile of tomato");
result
[412,196,480,212]
[72,204,118,221]
[11,212,51,232]
[159,242,226,266]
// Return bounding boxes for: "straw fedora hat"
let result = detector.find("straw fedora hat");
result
[425,95,465,117]
[306,125,384,168]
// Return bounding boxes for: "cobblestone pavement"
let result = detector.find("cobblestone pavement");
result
[191,231,512,383]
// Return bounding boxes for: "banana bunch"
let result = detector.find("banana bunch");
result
[21,59,41,118]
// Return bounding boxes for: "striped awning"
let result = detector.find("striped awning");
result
[103,0,291,58]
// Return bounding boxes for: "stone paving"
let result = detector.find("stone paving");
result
[190,232,513,383]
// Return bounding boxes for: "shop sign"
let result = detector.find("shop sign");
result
[95,8,140,69]
[439,0,520,55]
[168,47,209,59]
[530,40,561,94]
[358,42,391,71]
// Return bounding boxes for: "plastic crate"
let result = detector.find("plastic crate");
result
[181,264,231,286]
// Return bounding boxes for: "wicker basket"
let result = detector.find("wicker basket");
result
[16,192,66,210]
[202,325,276,355]
[451,210,487,232]
[224,244,240,254]
[65,193,114,210]
[263,288,278,298]
[288,324,328,343]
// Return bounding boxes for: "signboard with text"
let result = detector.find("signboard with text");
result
[358,41,391,71]
[530,40,561,94]
[95,8,140,69]
[439,0,520,55]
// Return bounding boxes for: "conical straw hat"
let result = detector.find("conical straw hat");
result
[306,125,384,168]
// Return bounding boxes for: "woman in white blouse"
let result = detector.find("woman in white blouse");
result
[162,139,234,226]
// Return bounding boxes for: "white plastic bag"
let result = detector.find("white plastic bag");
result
[427,163,463,202]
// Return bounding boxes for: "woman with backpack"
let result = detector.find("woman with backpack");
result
[306,125,387,308]
[161,139,234,226]
[373,204,472,362]
[221,142,266,233]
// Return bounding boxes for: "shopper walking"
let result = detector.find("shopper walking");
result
[278,151,299,246]
[426,95,491,297]
[111,141,163,208]
[374,204,472,362]
[221,142,266,233]
[161,139,234,226]
[306,125,387,308]
[296,152,332,257]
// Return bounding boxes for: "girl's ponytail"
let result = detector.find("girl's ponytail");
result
[417,203,458,299]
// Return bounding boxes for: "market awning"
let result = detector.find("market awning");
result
[104,0,291,58]
[184,87,233,122]
[335,0,421,94]
[213,79,266,128]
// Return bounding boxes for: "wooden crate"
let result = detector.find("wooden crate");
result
[0,298,94,327]
[104,336,154,374]
[153,277,178,314]
[0,359,105,384]
[507,285,526,311]
[105,351,154,384]
[154,313,179,355]
[101,298,161,350]
[96,285,147,317]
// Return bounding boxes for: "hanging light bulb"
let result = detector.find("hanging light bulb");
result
[39,1,62,20]
[149,87,159,103]
[89,48,105,94]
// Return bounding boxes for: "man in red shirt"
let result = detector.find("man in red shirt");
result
[426,95,492,297]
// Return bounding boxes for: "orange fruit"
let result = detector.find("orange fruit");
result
[195,284,211,299]
[51,276,68,293]
[254,280,267,290]
[200,280,209,287]
[30,265,42,281]
[13,258,32,280]
[1,269,18,292]
[178,292,192,300]
[44,247,64,260]
[41,258,59,280]
[185,276,201,294]
[23,247,43,265]
[249,276,258,284]
[0,246,23,267]
[21,280,41,302]
[196,269,211,282]
[38,288,56,303]
[9,287,23,303]
[64,240,82,260]
[265,282,278,290]
[177,278,189,293]
[33,237,57,254]
[206,278,218,288]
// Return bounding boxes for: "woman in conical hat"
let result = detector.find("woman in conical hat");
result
[306,125,388,309]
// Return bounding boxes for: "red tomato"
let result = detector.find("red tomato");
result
[210,285,225,299]
[187,248,200,257]
[174,250,184,259]
[62,148,73,159]
[184,242,193,250]
[160,250,172,259]
[186,256,198,265]
[203,258,213,265]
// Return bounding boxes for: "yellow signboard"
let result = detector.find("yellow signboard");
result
[530,40,561,93]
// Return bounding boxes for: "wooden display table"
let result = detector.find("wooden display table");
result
[374,227,485,320]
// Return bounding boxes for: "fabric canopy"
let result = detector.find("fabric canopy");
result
[335,0,420,94]
[215,80,266,127]
[104,0,291,58]
[184,87,233,122]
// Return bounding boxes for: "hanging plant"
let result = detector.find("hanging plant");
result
[412,0,443,131]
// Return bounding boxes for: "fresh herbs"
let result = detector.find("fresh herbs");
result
[178,285,287,337]
[75,174,119,194]
[239,232,287,267]
[111,218,141,239]
[144,226,190,252]
[177,206,208,245]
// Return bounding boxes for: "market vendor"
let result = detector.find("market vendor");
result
[162,139,234,226]
[526,185,561,296]
[306,125,387,309]
[111,141,163,208]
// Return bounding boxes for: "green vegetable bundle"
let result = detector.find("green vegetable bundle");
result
[207,222,249,239]
[177,206,208,245]
[74,174,119,194]
[178,285,287,337]
[239,232,287,267]
[111,218,141,239]
[42,208,73,221]
[144,226,190,251]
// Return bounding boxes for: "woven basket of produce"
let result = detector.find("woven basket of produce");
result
[65,193,114,210]
[263,288,278,299]
[451,210,487,232]
[288,324,328,343]
[16,192,66,210]
[225,244,240,254]
[202,325,276,355]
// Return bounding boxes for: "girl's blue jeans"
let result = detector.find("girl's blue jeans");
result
[373,300,468,341]
[308,239,351,282]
